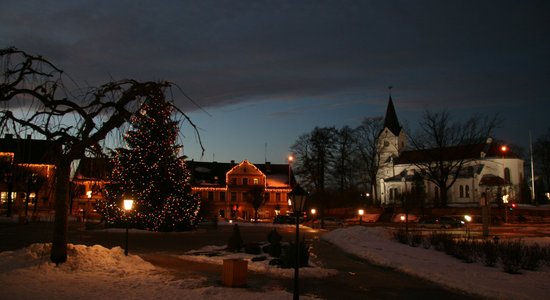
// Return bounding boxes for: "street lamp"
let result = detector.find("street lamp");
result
[464,215,472,238]
[123,197,134,256]
[358,209,364,225]
[310,208,316,228]
[500,145,508,222]
[288,155,294,187]
[289,184,307,300]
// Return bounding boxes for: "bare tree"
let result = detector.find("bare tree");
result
[406,110,499,207]
[355,117,384,203]
[247,185,265,223]
[332,126,357,194]
[0,47,202,264]
[290,126,336,193]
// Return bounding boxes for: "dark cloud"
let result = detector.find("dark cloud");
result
[1,0,549,160]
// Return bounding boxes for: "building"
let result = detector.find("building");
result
[71,157,111,217]
[0,134,60,215]
[376,98,524,207]
[188,160,294,220]
[69,158,295,221]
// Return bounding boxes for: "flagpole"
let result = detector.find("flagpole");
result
[529,130,536,204]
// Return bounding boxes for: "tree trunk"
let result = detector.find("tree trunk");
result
[439,186,449,208]
[50,159,71,264]
[6,181,13,217]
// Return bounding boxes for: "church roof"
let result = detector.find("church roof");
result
[383,96,401,136]
[396,142,520,164]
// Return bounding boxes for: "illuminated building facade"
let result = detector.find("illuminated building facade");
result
[188,160,295,220]
[0,134,60,216]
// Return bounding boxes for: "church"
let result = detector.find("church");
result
[375,97,524,208]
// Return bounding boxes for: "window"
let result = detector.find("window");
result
[459,185,464,198]
[243,178,248,185]
[434,187,440,199]
[465,185,470,198]
[208,191,214,201]
[253,178,259,185]
[231,192,237,202]
[389,188,398,200]
[220,192,226,202]
[504,168,511,183]
[265,193,270,202]
[242,192,248,201]
[276,193,281,202]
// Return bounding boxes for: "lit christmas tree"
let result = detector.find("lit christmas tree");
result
[97,88,200,231]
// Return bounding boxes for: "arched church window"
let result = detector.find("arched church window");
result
[504,168,511,183]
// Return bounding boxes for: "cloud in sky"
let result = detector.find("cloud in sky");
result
[1,0,549,162]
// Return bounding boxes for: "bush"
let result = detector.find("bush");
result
[481,240,498,267]
[454,239,476,263]
[409,231,422,247]
[499,240,523,274]
[227,224,244,252]
[422,236,431,249]
[267,228,283,257]
[393,229,409,244]
[522,244,544,271]
[429,232,452,252]
[244,243,262,255]
[280,239,310,268]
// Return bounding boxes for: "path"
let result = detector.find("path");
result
[141,239,484,300]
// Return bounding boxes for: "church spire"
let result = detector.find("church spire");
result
[383,87,401,136]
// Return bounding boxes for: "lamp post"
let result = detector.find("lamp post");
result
[358,209,364,225]
[86,190,92,222]
[288,155,294,187]
[464,215,472,239]
[123,197,134,256]
[500,145,508,223]
[310,208,316,228]
[289,184,307,300]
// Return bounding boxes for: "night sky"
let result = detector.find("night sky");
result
[2,0,549,163]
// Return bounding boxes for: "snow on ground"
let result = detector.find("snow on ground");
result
[179,245,338,279]
[323,226,550,300]
[0,243,318,300]
[2,220,550,299]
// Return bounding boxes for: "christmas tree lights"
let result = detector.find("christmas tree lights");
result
[96,89,200,231]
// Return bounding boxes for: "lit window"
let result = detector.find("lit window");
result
[253,178,259,185]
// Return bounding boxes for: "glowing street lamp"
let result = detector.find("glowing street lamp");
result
[310,208,316,229]
[358,209,364,225]
[464,215,472,238]
[123,197,134,256]
[500,145,508,222]
[288,155,294,187]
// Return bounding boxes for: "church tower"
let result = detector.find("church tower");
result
[377,93,406,166]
